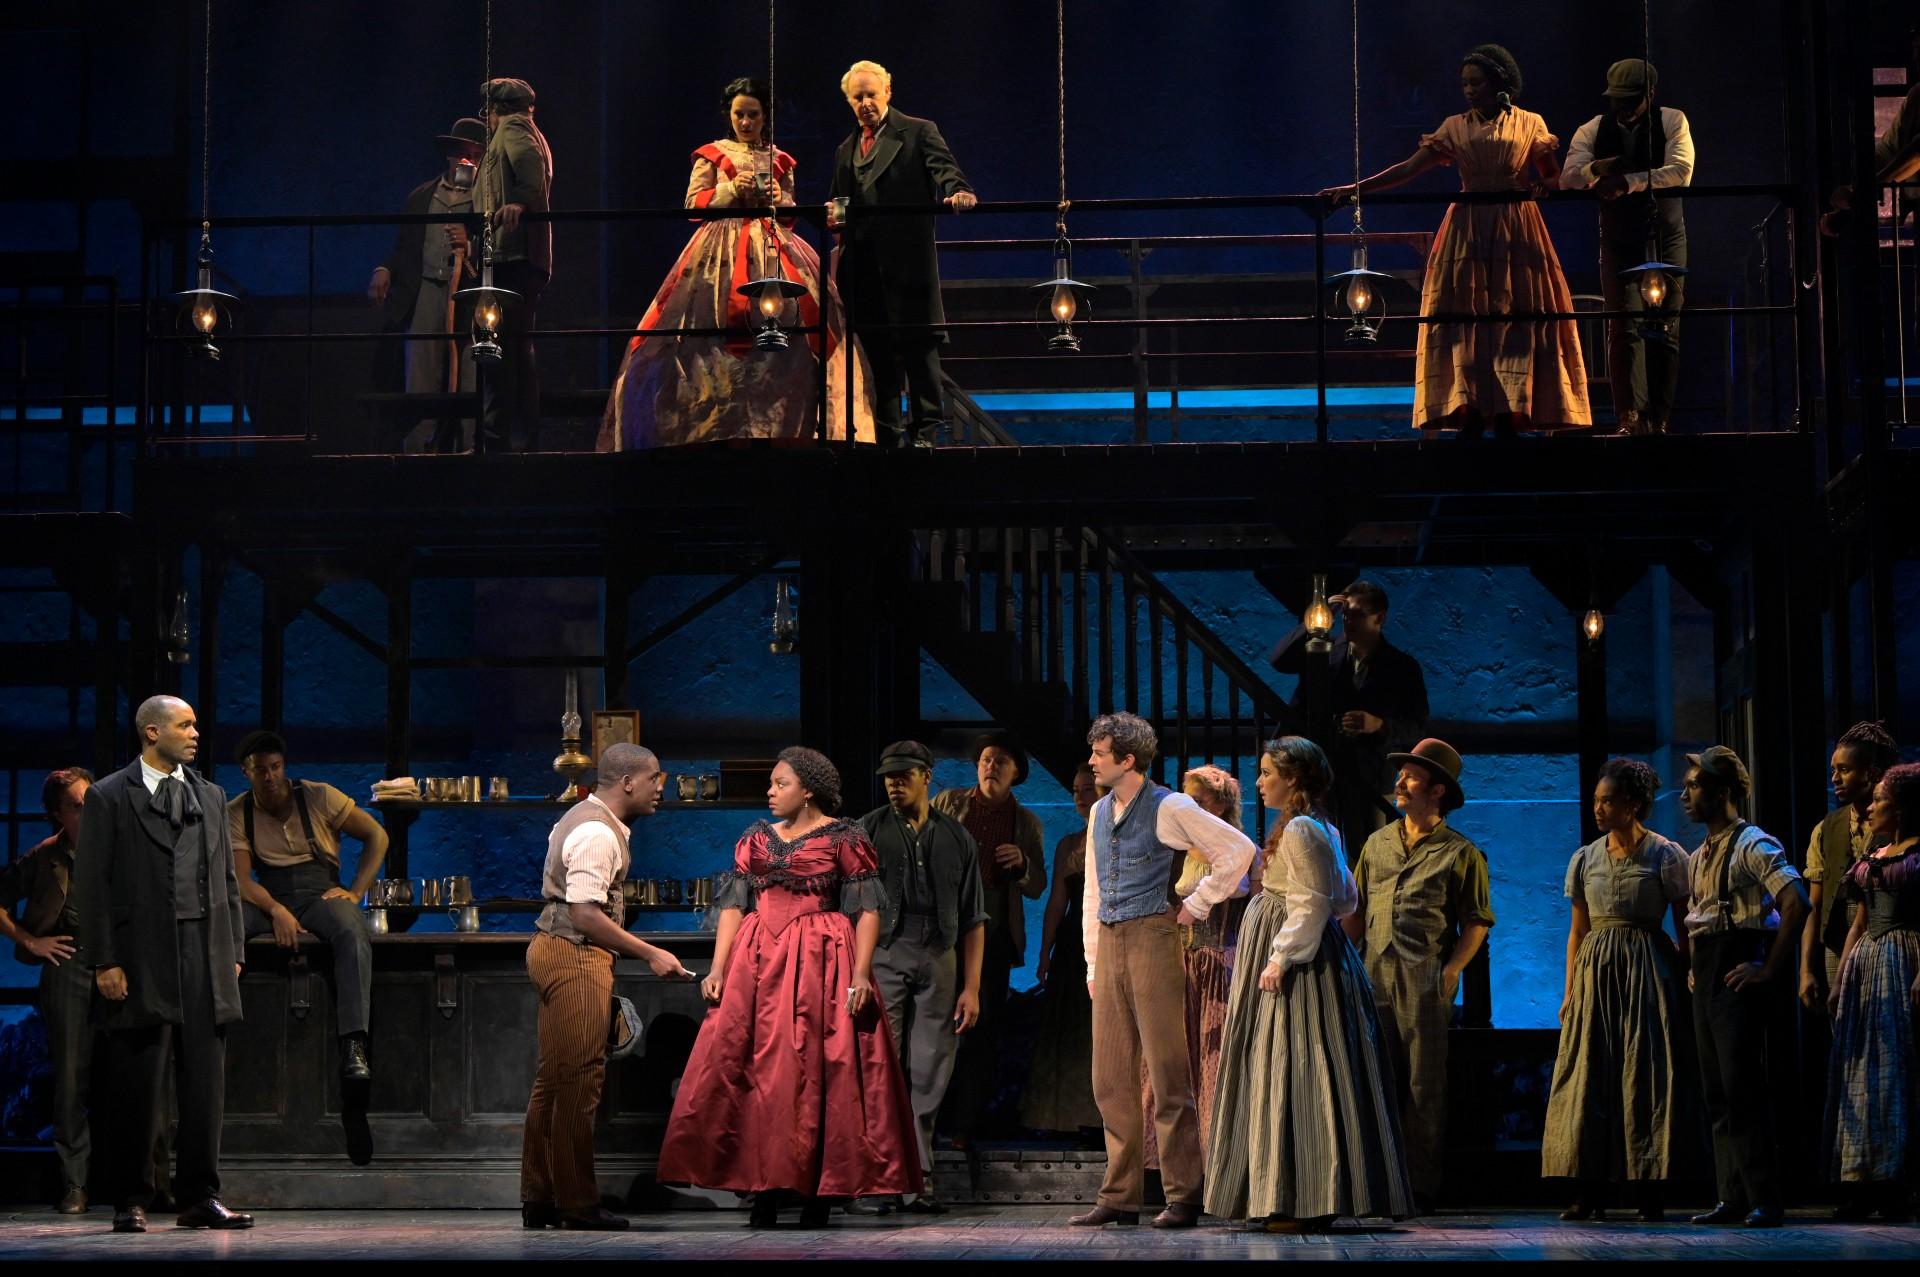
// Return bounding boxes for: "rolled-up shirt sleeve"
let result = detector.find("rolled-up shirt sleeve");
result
[561,822,620,905]
[1158,793,1256,920]
[1737,829,1802,901]
[1626,109,1694,192]
[1561,116,1601,189]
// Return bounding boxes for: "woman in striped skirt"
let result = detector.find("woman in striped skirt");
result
[1204,737,1414,1231]
[1539,758,1694,1221]
[1824,763,1920,1221]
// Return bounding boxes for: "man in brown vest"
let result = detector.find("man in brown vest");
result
[520,743,692,1232]
[1799,722,1899,1011]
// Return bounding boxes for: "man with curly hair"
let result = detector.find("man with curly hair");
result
[1071,713,1255,1229]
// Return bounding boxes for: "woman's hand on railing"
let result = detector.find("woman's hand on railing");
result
[1320,184,1358,210]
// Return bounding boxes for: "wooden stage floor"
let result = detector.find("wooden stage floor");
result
[4,1205,1919,1262]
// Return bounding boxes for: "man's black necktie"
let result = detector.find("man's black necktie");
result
[155,774,189,828]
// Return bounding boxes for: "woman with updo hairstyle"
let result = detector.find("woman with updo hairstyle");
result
[1204,737,1413,1231]
[1540,757,1696,1221]
[598,76,877,449]
[657,746,920,1226]
[1823,763,1920,1220]
[1320,42,1591,435]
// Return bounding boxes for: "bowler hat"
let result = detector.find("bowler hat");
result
[970,731,1030,787]
[436,117,488,152]
[1387,737,1467,805]
[1685,745,1751,798]
[876,740,934,776]
[482,77,536,110]
[1604,58,1656,98]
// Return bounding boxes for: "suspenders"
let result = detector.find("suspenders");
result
[242,786,320,861]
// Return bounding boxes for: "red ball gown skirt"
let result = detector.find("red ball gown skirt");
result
[656,888,924,1198]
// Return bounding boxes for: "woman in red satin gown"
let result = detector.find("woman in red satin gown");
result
[656,747,921,1227]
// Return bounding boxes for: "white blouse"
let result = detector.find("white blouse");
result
[1266,814,1355,969]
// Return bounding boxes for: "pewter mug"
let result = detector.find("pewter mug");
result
[444,875,473,906]
[418,878,443,908]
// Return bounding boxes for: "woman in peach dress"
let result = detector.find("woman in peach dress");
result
[1324,45,1591,434]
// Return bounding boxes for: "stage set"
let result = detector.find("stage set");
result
[4,0,1920,1262]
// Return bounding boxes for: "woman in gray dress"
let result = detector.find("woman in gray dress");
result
[1540,758,1693,1221]
[1824,763,1920,1221]
[1204,737,1413,1231]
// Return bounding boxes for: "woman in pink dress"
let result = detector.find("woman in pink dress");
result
[1323,44,1591,435]
[656,747,920,1227]
[597,78,875,450]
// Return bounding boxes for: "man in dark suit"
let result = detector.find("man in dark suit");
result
[72,696,251,1234]
[368,117,484,450]
[830,59,976,449]
[1269,579,1430,858]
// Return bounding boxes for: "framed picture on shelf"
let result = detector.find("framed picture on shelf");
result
[591,710,642,767]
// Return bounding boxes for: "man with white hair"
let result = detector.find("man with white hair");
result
[830,59,976,449]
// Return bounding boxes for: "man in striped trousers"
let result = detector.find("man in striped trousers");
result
[521,744,695,1231]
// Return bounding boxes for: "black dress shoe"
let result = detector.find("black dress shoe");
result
[522,1201,561,1229]
[1637,1207,1665,1223]
[112,1206,147,1233]
[842,1196,896,1216]
[176,1197,254,1229]
[341,1036,372,1082]
[1068,1204,1139,1227]
[1831,1201,1875,1223]
[559,1207,630,1231]
[1152,1202,1201,1228]
[1559,1203,1599,1221]
[748,1197,779,1228]
[57,1185,87,1214]
[1743,1206,1784,1229]
[900,1194,947,1215]
[797,1201,833,1229]
[1690,1202,1746,1226]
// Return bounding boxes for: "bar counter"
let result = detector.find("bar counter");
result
[224,929,715,1209]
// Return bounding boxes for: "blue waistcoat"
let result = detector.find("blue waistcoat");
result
[1093,782,1175,925]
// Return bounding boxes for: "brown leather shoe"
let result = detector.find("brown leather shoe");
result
[112,1206,147,1233]
[57,1185,87,1214]
[175,1197,254,1229]
[1152,1202,1201,1228]
[1068,1204,1139,1227]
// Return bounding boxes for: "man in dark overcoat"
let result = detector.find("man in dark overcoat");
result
[73,695,251,1234]
[830,59,976,449]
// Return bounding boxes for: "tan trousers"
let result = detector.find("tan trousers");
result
[522,931,614,1211]
[1091,913,1203,1211]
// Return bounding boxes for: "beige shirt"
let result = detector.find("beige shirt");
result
[227,780,358,869]
[1080,789,1257,982]
[1683,820,1801,937]
[560,793,628,905]
[1805,807,1873,880]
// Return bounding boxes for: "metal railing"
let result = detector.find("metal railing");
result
[131,182,1807,453]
